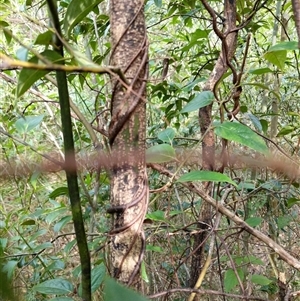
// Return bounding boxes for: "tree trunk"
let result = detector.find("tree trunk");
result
[107,0,148,287]
[190,0,238,291]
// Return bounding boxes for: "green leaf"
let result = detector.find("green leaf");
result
[245,113,262,132]
[14,115,44,134]
[245,217,262,227]
[286,198,300,209]
[4,29,12,45]
[146,144,176,163]
[157,128,175,143]
[21,219,36,226]
[64,0,103,38]
[91,264,106,292]
[250,274,272,285]
[146,210,165,222]
[32,242,53,252]
[103,277,150,301]
[269,41,298,51]
[224,269,244,292]
[54,216,72,232]
[34,31,53,45]
[141,261,149,283]
[146,245,163,253]
[248,67,273,75]
[78,263,105,296]
[154,0,162,7]
[0,260,16,301]
[33,279,73,295]
[2,261,18,280]
[0,238,8,249]
[177,171,237,187]
[64,240,76,254]
[0,21,9,27]
[264,50,286,71]
[214,121,269,154]
[238,181,255,191]
[260,119,268,134]
[45,207,68,224]
[234,255,264,265]
[182,77,206,92]
[16,47,28,61]
[181,91,214,113]
[247,256,264,265]
[277,125,295,137]
[276,216,291,229]
[17,50,63,97]
[49,187,69,199]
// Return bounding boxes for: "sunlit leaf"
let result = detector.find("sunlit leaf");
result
[64,0,103,38]
[146,144,176,163]
[181,91,214,113]
[33,279,73,295]
[214,121,269,154]
[277,125,295,137]
[177,171,237,187]
[16,47,28,61]
[248,67,273,74]
[269,41,298,51]
[264,50,286,71]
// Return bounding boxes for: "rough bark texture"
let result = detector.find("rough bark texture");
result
[190,0,238,290]
[292,0,300,49]
[108,0,148,286]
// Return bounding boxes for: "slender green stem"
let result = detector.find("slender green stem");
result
[46,1,91,300]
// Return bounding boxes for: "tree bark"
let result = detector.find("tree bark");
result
[108,0,148,287]
[190,0,238,290]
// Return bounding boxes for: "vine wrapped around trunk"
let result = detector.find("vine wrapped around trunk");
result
[108,0,149,287]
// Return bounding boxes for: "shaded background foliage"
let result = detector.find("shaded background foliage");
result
[0,0,300,300]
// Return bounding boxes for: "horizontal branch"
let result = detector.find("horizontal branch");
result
[0,52,128,84]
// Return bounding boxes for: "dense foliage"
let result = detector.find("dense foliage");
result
[0,0,300,300]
